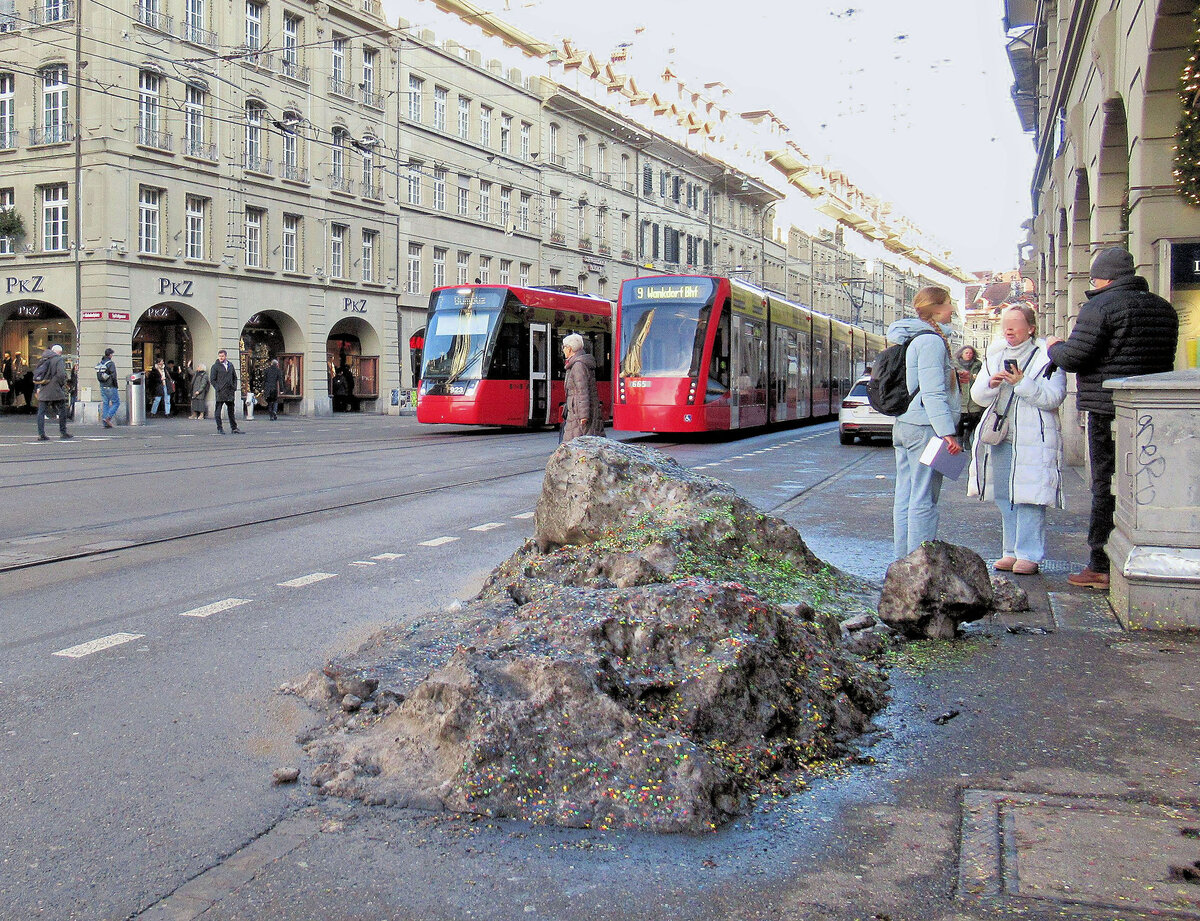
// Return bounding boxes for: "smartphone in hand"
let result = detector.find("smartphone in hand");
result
[1003,359,1018,372]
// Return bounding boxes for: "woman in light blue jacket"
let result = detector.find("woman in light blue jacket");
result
[888,286,962,559]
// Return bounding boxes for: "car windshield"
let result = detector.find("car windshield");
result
[421,289,507,382]
[849,381,869,398]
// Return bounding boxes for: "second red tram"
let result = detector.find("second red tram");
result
[417,284,614,428]
[613,275,885,434]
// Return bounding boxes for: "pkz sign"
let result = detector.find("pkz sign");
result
[157,277,194,297]
[5,275,46,294]
[343,297,367,313]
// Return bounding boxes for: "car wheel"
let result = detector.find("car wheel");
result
[839,430,854,445]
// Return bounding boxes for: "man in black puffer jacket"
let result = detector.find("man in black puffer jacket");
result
[1046,247,1178,589]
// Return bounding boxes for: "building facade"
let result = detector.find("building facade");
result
[0,0,401,415]
[1004,0,1194,460]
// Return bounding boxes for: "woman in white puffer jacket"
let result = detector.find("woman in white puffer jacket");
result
[967,305,1067,575]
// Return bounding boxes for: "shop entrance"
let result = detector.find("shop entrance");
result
[133,304,192,372]
[327,318,379,413]
[240,312,303,413]
[1,302,76,412]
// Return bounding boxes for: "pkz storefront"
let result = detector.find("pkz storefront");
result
[67,265,399,419]
[0,269,77,413]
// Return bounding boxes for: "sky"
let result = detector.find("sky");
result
[413,0,1036,272]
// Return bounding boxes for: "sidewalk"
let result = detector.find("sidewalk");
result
[133,442,1200,921]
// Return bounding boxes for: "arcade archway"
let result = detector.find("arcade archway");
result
[240,310,305,412]
[326,317,381,413]
[1,301,75,412]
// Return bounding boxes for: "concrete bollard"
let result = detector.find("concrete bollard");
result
[1106,370,1200,630]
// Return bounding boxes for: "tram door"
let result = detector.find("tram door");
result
[529,322,550,425]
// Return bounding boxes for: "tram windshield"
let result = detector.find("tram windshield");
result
[421,288,509,381]
[619,278,716,378]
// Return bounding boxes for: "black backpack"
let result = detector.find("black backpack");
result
[95,360,114,386]
[32,356,53,386]
[866,329,939,416]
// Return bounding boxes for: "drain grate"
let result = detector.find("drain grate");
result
[960,789,1200,917]
[1048,592,1122,633]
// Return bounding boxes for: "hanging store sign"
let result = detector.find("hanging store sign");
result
[1170,242,1200,287]
[5,275,46,295]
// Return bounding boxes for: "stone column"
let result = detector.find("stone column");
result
[1106,370,1200,630]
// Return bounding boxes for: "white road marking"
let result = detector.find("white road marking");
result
[469,522,504,532]
[371,553,404,561]
[419,536,459,547]
[278,572,337,588]
[54,633,144,658]
[511,511,535,520]
[180,598,250,618]
[349,561,377,567]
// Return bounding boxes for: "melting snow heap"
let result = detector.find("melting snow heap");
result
[290,437,887,834]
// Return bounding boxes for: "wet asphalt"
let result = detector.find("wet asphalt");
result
[134,435,1200,921]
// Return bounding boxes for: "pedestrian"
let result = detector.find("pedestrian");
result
[148,359,172,416]
[888,286,962,560]
[96,348,120,428]
[561,333,605,443]
[34,344,72,441]
[2,350,12,408]
[168,361,187,415]
[263,358,282,420]
[967,306,1067,575]
[210,349,242,434]
[190,363,209,419]
[954,345,984,442]
[13,352,33,409]
[1045,246,1178,588]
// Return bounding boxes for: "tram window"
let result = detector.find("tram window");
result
[488,315,526,379]
[709,306,730,388]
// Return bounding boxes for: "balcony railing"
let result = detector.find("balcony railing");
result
[180,20,216,47]
[328,175,354,194]
[578,237,592,251]
[134,3,172,33]
[598,172,612,187]
[279,59,309,82]
[0,13,17,30]
[243,154,273,175]
[182,137,218,160]
[29,124,73,145]
[328,76,353,97]
[31,0,72,24]
[241,49,273,71]
[549,153,566,168]
[621,249,633,261]
[280,164,308,183]
[362,182,384,200]
[137,125,174,151]
[0,129,15,150]
[360,0,380,14]
[623,180,634,192]
[598,242,611,256]
[580,165,593,178]
[549,230,565,245]
[360,87,383,109]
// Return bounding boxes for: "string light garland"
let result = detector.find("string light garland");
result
[1173,11,1200,205]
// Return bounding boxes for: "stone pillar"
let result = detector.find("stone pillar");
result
[1106,370,1200,630]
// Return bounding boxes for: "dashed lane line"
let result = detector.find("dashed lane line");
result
[349,560,377,567]
[54,633,145,659]
[277,572,337,588]
[469,522,505,532]
[179,598,250,619]
[371,552,404,560]
[419,536,459,547]
[512,512,535,520]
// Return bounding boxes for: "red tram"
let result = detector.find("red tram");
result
[416,284,614,428]
[613,275,885,434]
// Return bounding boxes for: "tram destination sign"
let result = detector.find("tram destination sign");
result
[626,280,713,303]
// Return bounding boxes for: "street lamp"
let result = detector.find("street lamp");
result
[839,260,876,329]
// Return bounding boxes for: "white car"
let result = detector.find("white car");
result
[838,375,894,445]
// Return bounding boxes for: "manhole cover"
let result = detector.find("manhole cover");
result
[960,790,1200,917]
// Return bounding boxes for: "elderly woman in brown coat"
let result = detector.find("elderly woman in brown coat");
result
[561,333,605,442]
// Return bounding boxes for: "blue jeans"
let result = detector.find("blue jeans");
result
[101,386,120,422]
[991,440,1046,563]
[893,420,944,560]
[150,391,171,415]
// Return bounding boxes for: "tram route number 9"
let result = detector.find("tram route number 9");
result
[635,284,703,301]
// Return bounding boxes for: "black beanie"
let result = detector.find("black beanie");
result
[1089,247,1135,280]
